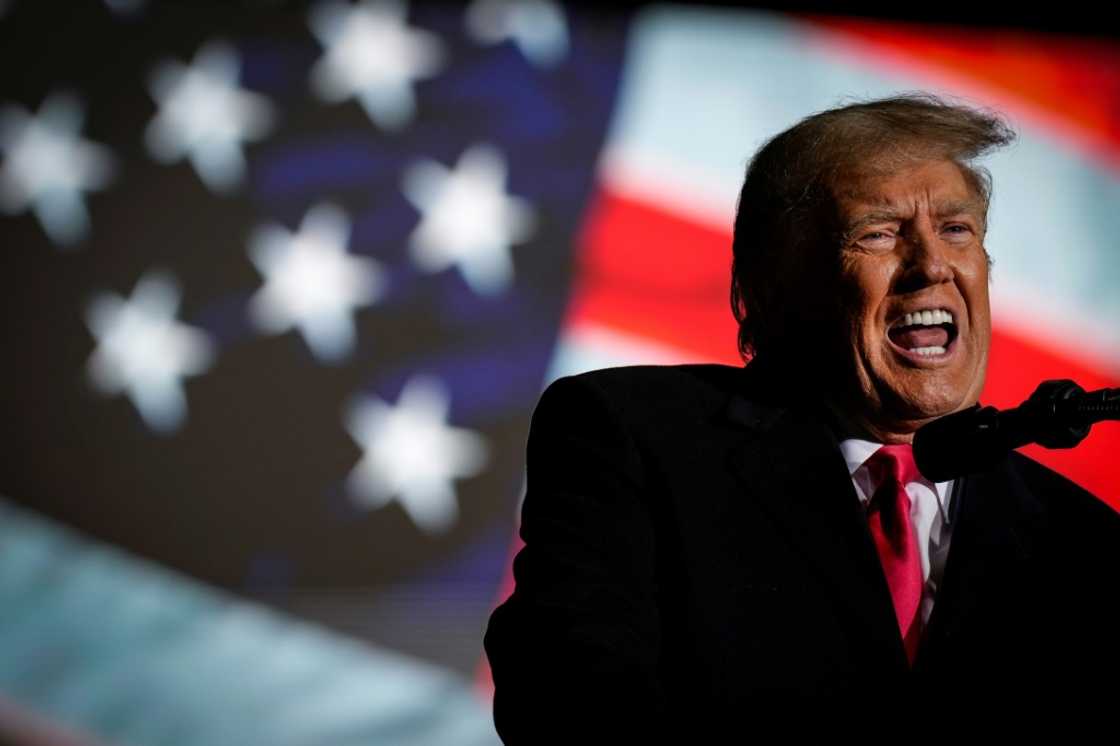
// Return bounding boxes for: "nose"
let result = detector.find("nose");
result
[896,224,953,291]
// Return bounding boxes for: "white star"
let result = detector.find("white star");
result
[144,40,275,193]
[0,93,116,247]
[308,0,444,130]
[343,375,488,534]
[85,271,216,434]
[402,143,535,295]
[246,202,384,364]
[465,0,568,68]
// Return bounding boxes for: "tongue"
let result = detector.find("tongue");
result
[890,326,949,349]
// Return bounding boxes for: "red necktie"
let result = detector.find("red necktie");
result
[864,444,924,666]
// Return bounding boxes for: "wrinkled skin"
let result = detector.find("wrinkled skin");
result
[821,158,993,444]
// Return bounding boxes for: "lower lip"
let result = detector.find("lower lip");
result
[888,330,959,366]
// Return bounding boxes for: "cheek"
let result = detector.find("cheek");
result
[845,272,891,342]
[844,300,884,375]
[837,261,885,320]
[964,250,992,307]
[966,282,993,341]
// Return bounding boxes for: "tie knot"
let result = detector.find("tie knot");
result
[866,443,921,489]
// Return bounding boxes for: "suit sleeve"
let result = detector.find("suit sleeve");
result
[483,374,665,744]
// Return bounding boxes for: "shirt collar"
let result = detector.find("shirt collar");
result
[838,437,954,522]
[838,438,883,478]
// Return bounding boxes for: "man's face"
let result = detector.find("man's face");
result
[825,158,992,442]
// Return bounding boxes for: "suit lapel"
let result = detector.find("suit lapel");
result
[720,381,911,671]
[914,459,1044,670]
[715,363,1047,674]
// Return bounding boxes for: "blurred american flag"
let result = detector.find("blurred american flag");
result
[1,2,1117,744]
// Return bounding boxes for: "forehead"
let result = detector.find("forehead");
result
[830,159,985,218]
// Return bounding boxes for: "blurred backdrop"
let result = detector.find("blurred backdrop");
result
[1,1,1118,744]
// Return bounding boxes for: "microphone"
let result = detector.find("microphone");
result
[913,380,1120,482]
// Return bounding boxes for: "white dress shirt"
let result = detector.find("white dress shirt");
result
[838,438,955,628]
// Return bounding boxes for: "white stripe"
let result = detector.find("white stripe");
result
[600,6,1120,373]
[545,322,694,383]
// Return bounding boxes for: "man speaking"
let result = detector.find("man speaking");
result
[484,94,1120,739]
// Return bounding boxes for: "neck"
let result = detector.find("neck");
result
[746,354,932,444]
[821,398,927,445]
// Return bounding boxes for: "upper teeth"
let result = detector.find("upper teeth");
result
[898,308,954,327]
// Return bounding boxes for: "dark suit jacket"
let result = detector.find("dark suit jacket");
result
[484,362,1120,740]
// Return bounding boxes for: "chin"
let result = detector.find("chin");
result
[891,386,975,422]
[866,368,962,418]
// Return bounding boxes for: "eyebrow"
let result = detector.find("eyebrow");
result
[841,199,987,237]
[844,211,902,233]
[933,199,986,219]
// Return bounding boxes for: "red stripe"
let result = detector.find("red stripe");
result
[567,189,742,363]
[801,15,1120,165]
[569,188,1120,506]
[985,326,1118,505]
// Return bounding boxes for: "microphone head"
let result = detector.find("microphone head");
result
[1025,379,1091,448]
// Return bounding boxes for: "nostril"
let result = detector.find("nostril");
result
[896,259,953,292]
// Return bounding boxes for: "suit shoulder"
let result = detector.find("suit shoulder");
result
[541,364,745,421]
[547,363,744,398]
[1006,450,1120,525]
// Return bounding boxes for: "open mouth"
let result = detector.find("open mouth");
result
[887,308,959,360]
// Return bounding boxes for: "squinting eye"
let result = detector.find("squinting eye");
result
[857,231,894,246]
